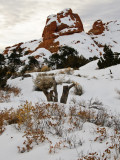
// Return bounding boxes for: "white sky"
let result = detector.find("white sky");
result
[0,0,120,52]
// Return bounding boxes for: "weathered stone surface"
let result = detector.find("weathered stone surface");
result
[42,8,84,40]
[88,20,105,35]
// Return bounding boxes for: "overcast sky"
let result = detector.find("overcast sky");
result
[0,0,120,52]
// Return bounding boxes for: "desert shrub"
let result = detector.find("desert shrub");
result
[17,102,66,152]
[74,84,83,96]
[64,67,74,75]
[0,100,120,157]
[16,101,33,129]
[41,65,50,72]
[0,110,7,134]
[0,108,19,134]
[0,86,21,103]
[58,68,74,75]
[34,74,54,90]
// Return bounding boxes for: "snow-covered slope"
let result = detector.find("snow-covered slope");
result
[55,32,103,58]
[90,20,120,52]
[0,61,120,160]
[3,31,104,66]
[0,60,120,113]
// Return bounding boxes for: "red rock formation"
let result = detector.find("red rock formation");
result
[40,8,84,52]
[42,8,84,40]
[3,8,84,55]
[88,20,105,35]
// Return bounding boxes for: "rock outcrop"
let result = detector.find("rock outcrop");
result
[88,20,105,35]
[42,8,84,40]
[3,8,84,54]
[39,8,84,52]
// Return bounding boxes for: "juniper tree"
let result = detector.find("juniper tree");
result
[97,45,120,69]
[44,46,89,69]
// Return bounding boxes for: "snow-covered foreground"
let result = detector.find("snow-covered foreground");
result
[0,60,120,160]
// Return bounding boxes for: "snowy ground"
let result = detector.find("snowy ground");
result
[0,60,120,160]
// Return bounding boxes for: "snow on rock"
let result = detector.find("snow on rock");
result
[89,20,120,52]
[43,8,84,39]
[39,8,84,53]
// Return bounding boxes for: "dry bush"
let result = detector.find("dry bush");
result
[74,84,83,96]
[0,108,19,134]
[68,106,96,130]
[0,91,11,103]
[64,67,74,75]
[59,67,74,75]
[16,102,66,152]
[0,86,21,103]
[34,74,54,90]
[38,73,54,77]
[41,65,50,72]
[0,110,7,134]
[16,101,33,129]
[49,140,66,154]
[78,128,120,160]
[6,86,21,96]
[18,129,47,153]
[1,100,120,156]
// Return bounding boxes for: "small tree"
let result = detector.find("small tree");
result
[97,45,120,69]
[8,49,22,72]
[34,74,76,104]
[0,54,5,66]
[21,56,39,74]
[0,66,11,88]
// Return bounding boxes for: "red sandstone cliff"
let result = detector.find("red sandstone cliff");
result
[37,8,84,53]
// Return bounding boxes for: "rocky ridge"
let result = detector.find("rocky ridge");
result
[2,8,120,62]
